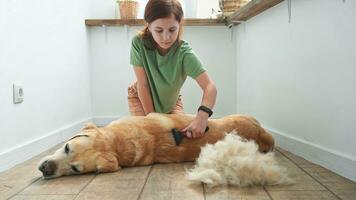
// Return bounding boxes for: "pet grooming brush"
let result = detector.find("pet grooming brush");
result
[171,126,209,146]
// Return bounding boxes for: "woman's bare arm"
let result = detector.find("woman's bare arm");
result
[195,72,217,110]
[133,66,155,115]
[182,72,217,138]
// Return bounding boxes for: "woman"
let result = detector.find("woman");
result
[128,0,217,138]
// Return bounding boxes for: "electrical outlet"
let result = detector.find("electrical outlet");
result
[13,84,24,104]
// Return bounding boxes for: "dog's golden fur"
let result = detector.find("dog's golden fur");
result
[38,113,274,179]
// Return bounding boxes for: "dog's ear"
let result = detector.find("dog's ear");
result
[96,153,120,173]
[82,122,97,131]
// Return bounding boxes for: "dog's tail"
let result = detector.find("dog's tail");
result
[243,116,274,153]
[258,131,275,153]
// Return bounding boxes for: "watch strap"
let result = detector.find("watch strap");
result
[198,105,213,117]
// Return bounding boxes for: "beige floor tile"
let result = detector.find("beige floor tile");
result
[272,151,307,181]
[205,185,270,200]
[303,165,355,184]
[0,144,64,199]
[268,190,339,200]
[0,164,42,181]
[9,194,76,200]
[303,165,356,199]
[19,174,95,195]
[75,190,139,200]
[0,161,43,199]
[323,183,356,200]
[314,173,355,186]
[77,166,151,200]
[266,174,325,191]
[301,164,333,174]
[339,195,356,200]
[277,148,356,198]
[277,160,305,176]
[276,148,315,168]
[139,163,204,200]
[331,189,356,200]
[0,179,40,200]
[323,181,356,190]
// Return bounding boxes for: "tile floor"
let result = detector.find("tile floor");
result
[1,145,355,200]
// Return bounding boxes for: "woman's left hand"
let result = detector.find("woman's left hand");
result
[181,112,209,138]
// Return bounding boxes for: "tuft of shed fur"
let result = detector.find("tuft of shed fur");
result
[187,132,293,187]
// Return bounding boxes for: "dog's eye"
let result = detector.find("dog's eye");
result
[71,165,80,173]
[64,144,70,154]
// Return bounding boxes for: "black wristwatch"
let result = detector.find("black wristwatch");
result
[198,105,213,117]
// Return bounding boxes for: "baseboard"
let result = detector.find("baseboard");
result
[0,118,92,172]
[265,126,356,182]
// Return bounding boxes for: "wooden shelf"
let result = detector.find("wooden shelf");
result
[85,0,284,27]
[85,19,224,27]
[228,0,284,22]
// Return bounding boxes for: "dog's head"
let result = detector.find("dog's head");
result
[37,123,119,179]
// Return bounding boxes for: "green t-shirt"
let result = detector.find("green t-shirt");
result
[130,35,206,113]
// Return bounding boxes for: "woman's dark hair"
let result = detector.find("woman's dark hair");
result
[140,0,184,50]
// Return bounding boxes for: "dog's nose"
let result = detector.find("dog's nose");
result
[38,160,57,177]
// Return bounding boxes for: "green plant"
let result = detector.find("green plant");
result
[218,15,234,29]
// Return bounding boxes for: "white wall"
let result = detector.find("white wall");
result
[88,26,237,119]
[235,0,356,181]
[90,0,118,18]
[0,0,93,171]
[196,0,220,18]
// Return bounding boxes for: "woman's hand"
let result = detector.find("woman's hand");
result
[181,111,209,138]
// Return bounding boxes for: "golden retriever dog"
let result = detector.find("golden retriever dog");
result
[38,113,274,179]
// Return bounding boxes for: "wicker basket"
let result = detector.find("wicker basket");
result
[219,0,250,15]
[118,0,139,19]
